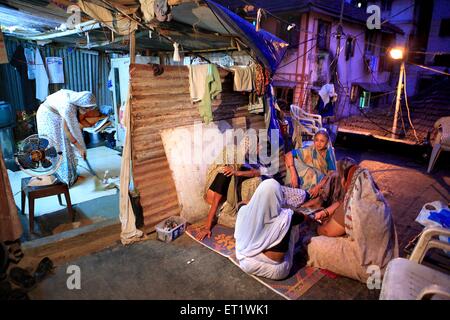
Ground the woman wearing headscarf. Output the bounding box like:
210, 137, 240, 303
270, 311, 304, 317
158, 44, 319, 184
196, 134, 268, 241
234, 179, 307, 280
285, 129, 337, 196
306, 160, 398, 282
36, 89, 97, 186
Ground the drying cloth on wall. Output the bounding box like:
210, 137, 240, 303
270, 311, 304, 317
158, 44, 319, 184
46, 57, 64, 84
34, 48, 49, 102
188, 64, 209, 102
198, 64, 222, 124
24, 47, 36, 79
231, 65, 253, 92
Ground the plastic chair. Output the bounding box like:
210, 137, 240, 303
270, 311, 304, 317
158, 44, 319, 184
290, 104, 322, 139
427, 116, 450, 173
379, 226, 450, 300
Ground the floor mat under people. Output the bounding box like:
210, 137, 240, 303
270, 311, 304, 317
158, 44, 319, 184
186, 222, 337, 300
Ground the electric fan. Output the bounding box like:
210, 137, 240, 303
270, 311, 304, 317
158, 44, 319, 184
15, 134, 63, 187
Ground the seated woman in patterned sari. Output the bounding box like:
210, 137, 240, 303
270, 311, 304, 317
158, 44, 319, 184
284, 129, 337, 197
306, 159, 398, 282
196, 134, 270, 241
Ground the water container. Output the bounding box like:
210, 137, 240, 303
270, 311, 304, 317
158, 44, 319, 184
0, 101, 13, 127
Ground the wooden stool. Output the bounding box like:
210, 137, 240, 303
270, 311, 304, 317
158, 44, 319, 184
21, 177, 74, 233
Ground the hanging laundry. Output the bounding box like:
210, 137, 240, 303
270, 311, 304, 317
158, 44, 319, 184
46, 57, 64, 84
34, 48, 49, 102
139, 0, 156, 23
248, 92, 264, 114
317, 83, 337, 118
10, 45, 37, 110
231, 65, 253, 92
107, 68, 114, 91
253, 63, 270, 96
198, 64, 222, 124
188, 64, 209, 102
173, 42, 181, 62
155, 0, 172, 22
24, 47, 36, 79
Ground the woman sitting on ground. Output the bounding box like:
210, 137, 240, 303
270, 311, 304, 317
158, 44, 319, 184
235, 179, 310, 280
306, 159, 398, 282
285, 129, 337, 198
196, 134, 270, 241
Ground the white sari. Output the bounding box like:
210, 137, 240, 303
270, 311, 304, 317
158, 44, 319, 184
235, 179, 299, 280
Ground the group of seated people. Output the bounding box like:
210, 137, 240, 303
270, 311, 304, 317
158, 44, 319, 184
197, 121, 398, 283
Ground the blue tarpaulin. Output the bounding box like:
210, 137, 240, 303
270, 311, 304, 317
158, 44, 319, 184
205, 0, 288, 74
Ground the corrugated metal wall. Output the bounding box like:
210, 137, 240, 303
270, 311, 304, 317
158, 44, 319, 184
130, 64, 266, 229
0, 37, 112, 113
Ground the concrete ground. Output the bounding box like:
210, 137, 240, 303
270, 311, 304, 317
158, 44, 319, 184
19, 134, 450, 300
19, 193, 119, 242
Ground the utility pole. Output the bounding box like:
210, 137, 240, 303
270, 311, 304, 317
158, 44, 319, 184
391, 61, 405, 138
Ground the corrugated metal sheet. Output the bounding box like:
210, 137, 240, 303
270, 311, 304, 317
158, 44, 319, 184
130, 64, 266, 230
0, 37, 112, 113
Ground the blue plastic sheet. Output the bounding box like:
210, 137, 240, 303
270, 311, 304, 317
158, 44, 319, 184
205, 0, 288, 74
429, 208, 450, 229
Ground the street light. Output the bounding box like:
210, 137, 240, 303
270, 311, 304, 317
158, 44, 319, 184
389, 47, 404, 60
389, 47, 406, 139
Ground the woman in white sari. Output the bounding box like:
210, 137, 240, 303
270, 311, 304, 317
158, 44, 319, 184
235, 179, 307, 280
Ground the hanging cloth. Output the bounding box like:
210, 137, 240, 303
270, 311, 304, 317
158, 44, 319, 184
231, 66, 253, 92
139, 0, 156, 23
188, 64, 209, 102
198, 64, 222, 124
10, 45, 37, 109
24, 47, 36, 80
34, 47, 49, 102
119, 84, 144, 245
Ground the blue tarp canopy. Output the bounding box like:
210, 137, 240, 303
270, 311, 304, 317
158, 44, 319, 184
204, 0, 288, 74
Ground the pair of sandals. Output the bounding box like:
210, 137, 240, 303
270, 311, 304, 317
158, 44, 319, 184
4, 240, 24, 265
8, 257, 54, 291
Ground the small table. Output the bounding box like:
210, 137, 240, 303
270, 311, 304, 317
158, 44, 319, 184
21, 176, 74, 233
